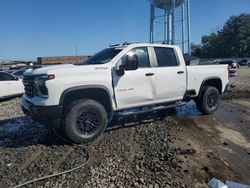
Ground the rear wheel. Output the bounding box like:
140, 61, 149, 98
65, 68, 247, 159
195, 86, 220, 115
63, 99, 107, 143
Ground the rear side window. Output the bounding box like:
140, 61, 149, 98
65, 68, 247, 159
154, 47, 178, 67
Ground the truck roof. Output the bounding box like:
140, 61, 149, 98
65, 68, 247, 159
111, 42, 176, 50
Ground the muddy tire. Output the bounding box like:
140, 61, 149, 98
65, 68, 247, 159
63, 99, 107, 144
195, 100, 205, 114
196, 86, 221, 115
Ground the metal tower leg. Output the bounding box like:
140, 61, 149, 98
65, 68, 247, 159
181, 2, 185, 53
167, 10, 171, 44
171, 0, 175, 45
150, 2, 155, 43
164, 9, 167, 43
187, 0, 191, 54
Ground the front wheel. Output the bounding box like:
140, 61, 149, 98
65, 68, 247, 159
63, 99, 107, 144
195, 86, 221, 115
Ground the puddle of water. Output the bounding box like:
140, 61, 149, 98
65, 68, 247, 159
176, 100, 250, 149
0, 117, 46, 147
231, 99, 250, 110
0, 117, 33, 133
216, 123, 250, 149
176, 101, 201, 117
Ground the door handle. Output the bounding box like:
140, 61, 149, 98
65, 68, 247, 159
177, 71, 184, 74
145, 73, 154, 76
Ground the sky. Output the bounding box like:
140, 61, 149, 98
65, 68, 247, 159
0, 0, 249, 61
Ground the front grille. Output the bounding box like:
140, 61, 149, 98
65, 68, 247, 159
23, 76, 36, 97
230, 65, 236, 68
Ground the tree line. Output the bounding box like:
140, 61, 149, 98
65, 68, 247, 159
192, 14, 250, 58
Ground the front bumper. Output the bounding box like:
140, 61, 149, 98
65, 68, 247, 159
21, 97, 62, 124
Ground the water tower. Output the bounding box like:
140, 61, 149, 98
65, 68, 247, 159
149, 0, 191, 54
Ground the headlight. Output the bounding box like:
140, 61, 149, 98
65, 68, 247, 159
34, 74, 55, 98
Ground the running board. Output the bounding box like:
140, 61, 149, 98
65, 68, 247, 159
117, 102, 186, 116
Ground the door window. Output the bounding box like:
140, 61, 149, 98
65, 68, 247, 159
123, 47, 150, 68
0, 73, 15, 81
154, 47, 178, 67
0, 74, 4, 81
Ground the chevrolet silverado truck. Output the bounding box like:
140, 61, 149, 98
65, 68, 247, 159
21, 43, 229, 143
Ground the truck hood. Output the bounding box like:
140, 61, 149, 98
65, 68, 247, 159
25, 64, 75, 75
24, 64, 111, 76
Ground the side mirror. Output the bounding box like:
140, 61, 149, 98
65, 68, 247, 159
123, 54, 139, 71
115, 54, 139, 76
13, 76, 19, 81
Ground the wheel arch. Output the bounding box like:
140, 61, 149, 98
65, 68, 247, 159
59, 85, 113, 116
199, 77, 223, 95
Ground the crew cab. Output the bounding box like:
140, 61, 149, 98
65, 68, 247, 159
21, 43, 229, 143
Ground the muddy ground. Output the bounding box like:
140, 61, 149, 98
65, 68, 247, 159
0, 67, 249, 188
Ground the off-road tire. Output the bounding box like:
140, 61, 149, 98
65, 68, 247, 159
195, 86, 220, 115
63, 99, 107, 143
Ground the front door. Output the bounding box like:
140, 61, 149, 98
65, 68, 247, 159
113, 47, 156, 110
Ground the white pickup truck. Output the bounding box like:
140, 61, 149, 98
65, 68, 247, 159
0, 72, 24, 100
21, 43, 229, 143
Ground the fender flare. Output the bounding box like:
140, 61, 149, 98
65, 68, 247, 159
59, 85, 114, 111
199, 76, 223, 96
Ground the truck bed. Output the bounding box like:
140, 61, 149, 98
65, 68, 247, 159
186, 65, 229, 95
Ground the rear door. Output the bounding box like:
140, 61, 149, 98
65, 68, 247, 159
153, 47, 186, 102
0, 73, 23, 97
113, 47, 156, 109
0, 73, 10, 98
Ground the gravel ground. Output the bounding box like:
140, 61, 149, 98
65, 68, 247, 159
0, 99, 189, 188
223, 67, 250, 100
0, 66, 249, 188
0, 97, 24, 121
83, 116, 189, 188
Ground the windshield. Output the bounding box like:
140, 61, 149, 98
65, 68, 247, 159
219, 61, 233, 66
78, 48, 122, 65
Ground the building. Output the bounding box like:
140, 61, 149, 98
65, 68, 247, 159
37, 56, 89, 65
